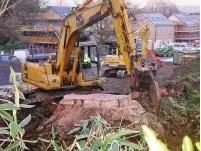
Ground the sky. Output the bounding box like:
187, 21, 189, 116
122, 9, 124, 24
48, 0, 200, 7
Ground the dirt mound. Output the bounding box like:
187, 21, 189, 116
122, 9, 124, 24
42, 94, 163, 138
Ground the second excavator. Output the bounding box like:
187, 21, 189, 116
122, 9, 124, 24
21, 0, 161, 114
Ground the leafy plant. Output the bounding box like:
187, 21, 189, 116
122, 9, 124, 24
40, 115, 144, 151
142, 125, 200, 151
0, 67, 36, 150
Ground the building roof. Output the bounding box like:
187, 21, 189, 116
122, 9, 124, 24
51, 6, 72, 18
188, 15, 200, 23
173, 14, 197, 26
142, 13, 174, 26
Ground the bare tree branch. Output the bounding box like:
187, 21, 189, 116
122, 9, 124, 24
0, 0, 24, 17
145, 0, 179, 17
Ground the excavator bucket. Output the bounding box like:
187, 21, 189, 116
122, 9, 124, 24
147, 71, 161, 115
130, 67, 161, 115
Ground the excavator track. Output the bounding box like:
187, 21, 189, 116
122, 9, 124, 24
103, 66, 127, 78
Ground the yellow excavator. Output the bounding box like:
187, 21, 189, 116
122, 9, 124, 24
104, 25, 150, 78
21, 0, 161, 114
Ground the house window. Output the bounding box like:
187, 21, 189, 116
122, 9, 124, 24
156, 30, 159, 34
170, 29, 173, 33
161, 30, 163, 34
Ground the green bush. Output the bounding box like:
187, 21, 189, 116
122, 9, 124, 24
0, 67, 36, 150
0, 42, 26, 50
40, 115, 144, 151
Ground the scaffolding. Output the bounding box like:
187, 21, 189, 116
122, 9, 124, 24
20, 8, 63, 54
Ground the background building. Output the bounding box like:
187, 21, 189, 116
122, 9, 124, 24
132, 13, 174, 49
20, 6, 72, 53
169, 14, 200, 43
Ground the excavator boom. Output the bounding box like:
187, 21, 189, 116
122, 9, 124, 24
21, 0, 161, 114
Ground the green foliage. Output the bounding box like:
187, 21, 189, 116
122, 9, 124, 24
0, 41, 26, 50
142, 125, 169, 151
40, 116, 200, 151
40, 115, 144, 151
142, 125, 200, 151
0, 67, 36, 150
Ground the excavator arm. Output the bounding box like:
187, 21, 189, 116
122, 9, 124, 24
21, 0, 161, 114
55, 0, 135, 79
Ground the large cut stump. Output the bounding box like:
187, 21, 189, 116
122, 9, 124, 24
44, 94, 163, 137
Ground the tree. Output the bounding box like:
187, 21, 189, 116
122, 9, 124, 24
0, 0, 43, 45
145, 0, 179, 17
89, 0, 141, 45
0, 0, 23, 17
90, 17, 115, 45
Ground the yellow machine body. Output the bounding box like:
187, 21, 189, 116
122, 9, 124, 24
21, 0, 135, 90
21, 0, 160, 113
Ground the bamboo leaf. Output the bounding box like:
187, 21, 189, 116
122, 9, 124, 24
52, 125, 56, 140
24, 139, 38, 143
10, 67, 17, 87
77, 135, 89, 140
19, 115, 31, 127
0, 110, 13, 122
102, 134, 115, 150
15, 88, 20, 107
5, 141, 21, 151
78, 140, 87, 149
83, 147, 92, 151
113, 129, 139, 138
182, 136, 194, 151
115, 138, 144, 150
19, 104, 35, 108
82, 120, 89, 128
19, 128, 25, 137
195, 142, 200, 151
19, 90, 25, 100
68, 127, 81, 134
91, 137, 102, 151
52, 140, 63, 151
111, 141, 119, 151
142, 125, 169, 151
0, 103, 19, 110
10, 121, 19, 137
39, 137, 51, 143
0, 130, 9, 135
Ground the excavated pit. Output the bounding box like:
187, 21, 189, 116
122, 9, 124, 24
43, 93, 163, 138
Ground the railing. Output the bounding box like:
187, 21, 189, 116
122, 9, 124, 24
20, 25, 57, 32
175, 26, 200, 32
21, 36, 59, 43
175, 37, 200, 40
175, 30, 200, 33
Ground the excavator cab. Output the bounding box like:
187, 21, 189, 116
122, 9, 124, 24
66, 41, 101, 83
78, 41, 100, 81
